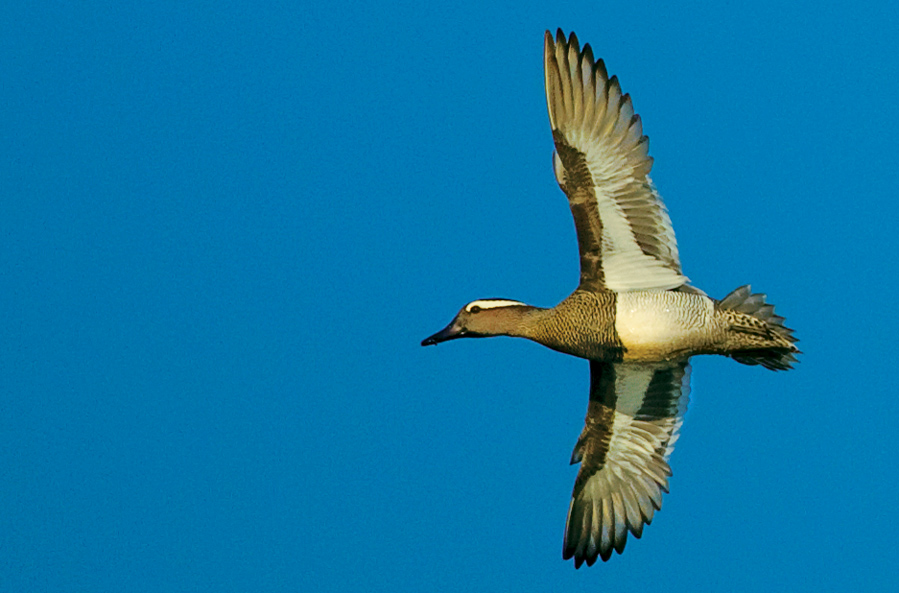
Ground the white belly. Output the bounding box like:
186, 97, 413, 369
615, 291, 715, 360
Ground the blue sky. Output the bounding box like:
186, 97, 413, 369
3, 1, 898, 591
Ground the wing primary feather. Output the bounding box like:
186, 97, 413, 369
620, 483, 642, 535
611, 491, 628, 553
600, 497, 613, 562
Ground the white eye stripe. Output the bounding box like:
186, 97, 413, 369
465, 299, 526, 312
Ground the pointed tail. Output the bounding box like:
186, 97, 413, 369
718, 285, 800, 371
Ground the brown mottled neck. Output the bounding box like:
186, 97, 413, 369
527, 290, 624, 361
479, 303, 551, 339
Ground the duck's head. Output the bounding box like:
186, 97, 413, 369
421, 299, 530, 346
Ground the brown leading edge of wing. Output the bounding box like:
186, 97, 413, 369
544, 30, 688, 292
563, 360, 691, 566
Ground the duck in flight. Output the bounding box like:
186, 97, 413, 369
421, 30, 799, 566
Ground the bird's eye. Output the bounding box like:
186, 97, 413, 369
469, 305, 482, 314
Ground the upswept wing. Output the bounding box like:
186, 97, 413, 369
563, 360, 691, 566
544, 30, 687, 292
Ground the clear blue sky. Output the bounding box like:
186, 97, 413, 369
3, 1, 897, 591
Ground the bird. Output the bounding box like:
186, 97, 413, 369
421, 29, 799, 567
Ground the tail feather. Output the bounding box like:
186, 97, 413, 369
718, 285, 799, 371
